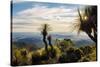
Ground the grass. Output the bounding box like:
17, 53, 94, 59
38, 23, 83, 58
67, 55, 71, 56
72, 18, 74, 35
11, 39, 97, 66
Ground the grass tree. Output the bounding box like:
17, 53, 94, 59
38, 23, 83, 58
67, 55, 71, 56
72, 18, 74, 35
40, 24, 51, 54
77, 6, 97, 43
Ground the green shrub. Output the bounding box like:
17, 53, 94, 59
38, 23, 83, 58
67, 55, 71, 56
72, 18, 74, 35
80, 46, 93, 55
58, 47, 83, 63
32, 51, 41, 65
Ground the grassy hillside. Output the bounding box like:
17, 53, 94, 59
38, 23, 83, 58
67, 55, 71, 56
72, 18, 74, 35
11, 39, 97, 66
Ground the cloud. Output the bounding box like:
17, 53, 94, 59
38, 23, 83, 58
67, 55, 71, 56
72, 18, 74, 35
12, 0, 25, 3
17, 5, 78, 17
16, 5, 79, 22
12, 3, 80, 32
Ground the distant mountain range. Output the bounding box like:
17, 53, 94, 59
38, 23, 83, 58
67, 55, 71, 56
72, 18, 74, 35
12, 32, 95, 48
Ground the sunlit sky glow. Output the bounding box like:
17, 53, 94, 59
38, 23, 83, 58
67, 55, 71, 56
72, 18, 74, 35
12, 1, 86, 33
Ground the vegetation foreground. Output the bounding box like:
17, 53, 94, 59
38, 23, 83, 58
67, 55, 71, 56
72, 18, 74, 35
11, 39, 96, 66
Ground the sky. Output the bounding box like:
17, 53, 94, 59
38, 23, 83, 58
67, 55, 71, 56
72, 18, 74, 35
12, 0, 86, 33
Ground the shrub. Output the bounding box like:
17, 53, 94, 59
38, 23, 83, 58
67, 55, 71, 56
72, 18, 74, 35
58, 53, 67, 63
58, 47, 83, 63
80, 46, 93, 55
32, 51, 41, 65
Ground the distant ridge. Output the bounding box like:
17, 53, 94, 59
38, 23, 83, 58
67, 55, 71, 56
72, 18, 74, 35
12, 32, 94, 48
